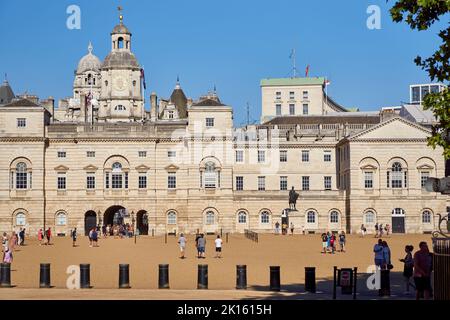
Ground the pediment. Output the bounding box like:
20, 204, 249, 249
417, 164, 434, 170
135, 164, 150, 172
83, 165, 98, 171
165, 164, 179, 172
360, 164, 378, 170
54, 165, 69, 172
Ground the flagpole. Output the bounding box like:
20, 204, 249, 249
142, 66, 145, 122
324, 76, 328, 115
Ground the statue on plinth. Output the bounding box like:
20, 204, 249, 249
289, 186, 299, 211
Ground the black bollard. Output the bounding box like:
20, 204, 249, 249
119, 264, 131, 289
236, 265, 247, 290
152, 229, 154, 237
197, 264, 208, 289
379, 269, 390, 297
305, 267, 316, 293
0, 263, 12, 288
79, 264, 91, 289
226, 233, 229, 243
39, 263, 51, 288
165, 233, 167, 244
159, 264, 170, 289
269, 266, 281, 291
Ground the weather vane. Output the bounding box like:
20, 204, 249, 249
118, 5, 123, 23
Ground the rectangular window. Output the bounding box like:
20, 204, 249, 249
280, 150, 288, 162
57, 174, 66, 190
289, 104, 295, 115
302, 150, 310, 162
138, 151, 147, 158
87, 151, 96, 158
324, 151, 332, 162
206, 118, 215, 127
280, 176, 288, 191
125, 172, 128, 189
421, 171, 430, 188
236, 176, 244, 191
105, 173, 110, 189
276, 91, 281, 100
139, 175, 147, 189
386, 171, 390, 188
86, 173, 95, 190
168, 111, 174, 119
364, 171, 373, 189
168, 173, 177, 189
258, 150, 266, 163
324, 176, 332, 190
392, 172, 403, 188
276, 104, 282, 116
302, 176, 310, 191
303, 91, 308, 99
235, 150, 244, 163
258, 176, 266, 191
289, 91, 295, 100
16, 172, 27, 189
112, 174, 122, 189
57, 151, 66, 158
17, 118, 26, 128
411, 86, 420, 103
303, 104, 309, 115
168, 151, 176, 159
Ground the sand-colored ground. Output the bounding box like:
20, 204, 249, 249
2, 233, 433, 299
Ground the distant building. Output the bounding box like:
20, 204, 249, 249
0, 79, 15, 106
410, 83, 446, 104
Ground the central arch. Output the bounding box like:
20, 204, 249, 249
103, 205, 126, 227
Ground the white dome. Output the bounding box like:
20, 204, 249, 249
77, 42, 101, 74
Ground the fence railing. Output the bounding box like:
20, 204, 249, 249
244, 229, 259, 243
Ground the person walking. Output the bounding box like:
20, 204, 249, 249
92, 228, 99, 247
379, 224, 384, 238
330, 233, 336, 254
385, 224, 390, 236
373, 239, 384, 269
399, 245, 414, 295
290, 223, 295, 235
374, 223, 379, 238
214, 235, 223, 258
178, 233, 187, 259
197, 234, 206, 259
2, 233, 8, 252
38, 229, 43, 246
339, 231, 346, 252
71, 228, 77, 247
88, 228, 94, 247
45, 228, 52, 245
382, 241, 392, 270
20, 228, 25, 246
360, 224, 366, 237
321, 233, 327, 254
275, 221, 280, 235
413, 241, 432, 300
3, 248, 12, 264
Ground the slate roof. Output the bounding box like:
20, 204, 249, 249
0, 80, 15, 105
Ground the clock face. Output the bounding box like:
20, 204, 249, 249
114, 76, 127, 91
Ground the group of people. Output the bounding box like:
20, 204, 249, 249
274, 222, 304, 235
321, 231, 346, 254
374, 223, 390, 238
37, 228, 52, 245
102, 224, 134, 238
177, 233, 224, 259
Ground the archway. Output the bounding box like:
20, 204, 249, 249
84, 211, 97, 236
103, 205, 126, 227
137, 210, 149, 235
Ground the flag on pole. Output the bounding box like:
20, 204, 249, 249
140, 68, 147, 90
324, 79, 331, 86
305, 65, 310, 77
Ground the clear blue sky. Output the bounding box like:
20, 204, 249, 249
0, 0, 446, 125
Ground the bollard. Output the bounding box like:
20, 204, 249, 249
152, 229, 154, 237
165, 233, 167, 244
159, 264, 170, 289
379, 269, 390, 297
236, 265, 247, 290
226, 233, 229, 243
269, 266, 281, 291
80, 264, 91, 289
332, 266, 337, 300
119, 264, 131, 289
305, 267, 316, 293
0, 263, 12, 288
39, 263, 51, 288
197, 264, 208, 289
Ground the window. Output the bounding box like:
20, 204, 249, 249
111, 162, 123, 189
386, 171, 390, 188
138, 151, 147, 158
17, 118, 26, 128
114, 105, 126, 111
57, 151, 67, 158
276, 104, 282, 116
139, 174, 147, 189
57, 173, 66, 190
422, 210, 432, 224
168, 111, 174, 119
289, 91, 295, 100
238, 211, 247, 224
206, 118, 215, 127
275, 92, 281, 100
301, 150, 310, 162
391, 162, 403, 188
324, 176, 332, 190
364, 172, 374, 189
235, 150, 244, 163
330, 211, 339, 223
303, 104, 309, 115
392, 208, 405, 216
280, 150, 287, 162
167, 211, 177, 225
258, 150, 266, 163
324, 151, 332, 162
421, 171, 430, 188
260, 211, 270, 224
365, 211, 375, 224
87, 151, 96, 158
86, 173, 95, 190
204, 162, 217, 188
236, 176, 244, 191
307, 211, 316, 224
205, 211, 215, 225
168, 151, 176, 159
105, 172, 110, 189
15, 162, 28, 189
430, 85, 440, 94
168, 173, 177, 189
411, 86, 420, 103
15, 213, 26, 226
258, 176, 266, 191
302, 176, 310, 191
56, 212, 67, 226
289, 104, 295, 115
303, 91, 308, 99
280, 176, 288, 191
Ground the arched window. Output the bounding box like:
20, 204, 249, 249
56, 212, 67, 226
330, 211, 339, 223
391, 162, 403, 188
307, 211, 316, 224
118, 37, 124, 49
260, 211, 270, 224
167, 211, 177, 225
422, 210, 432, 224
364, 211, 375, 224
205, 211, 215, 225
15, 213, 26, 226
15, 162, 28, 189
238, 211, 247, 224
87, 74, 93, 85
204, 162, 217, 188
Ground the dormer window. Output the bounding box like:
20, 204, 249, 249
168, 111, 174, 119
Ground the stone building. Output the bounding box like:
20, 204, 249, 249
0, 13, 447, 236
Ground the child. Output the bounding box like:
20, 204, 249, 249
399, 245, 414, 295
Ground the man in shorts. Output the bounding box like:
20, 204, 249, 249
214, 235, 223, 258
178, 233, 187, 259
197, 234, 206, 259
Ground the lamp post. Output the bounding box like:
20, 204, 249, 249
131, 211, 136, 244
97, 211, 102, 236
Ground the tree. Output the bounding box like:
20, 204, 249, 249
390, 0, 450, 159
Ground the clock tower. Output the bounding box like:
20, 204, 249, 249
98, 8, 144, 122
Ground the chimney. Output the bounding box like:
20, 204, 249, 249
41, 96, 55, 118
150, 92, 157, 120
80, 93, 86, 122
380, 109, 397, 122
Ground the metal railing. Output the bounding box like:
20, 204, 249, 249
244, 229, 259, 243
